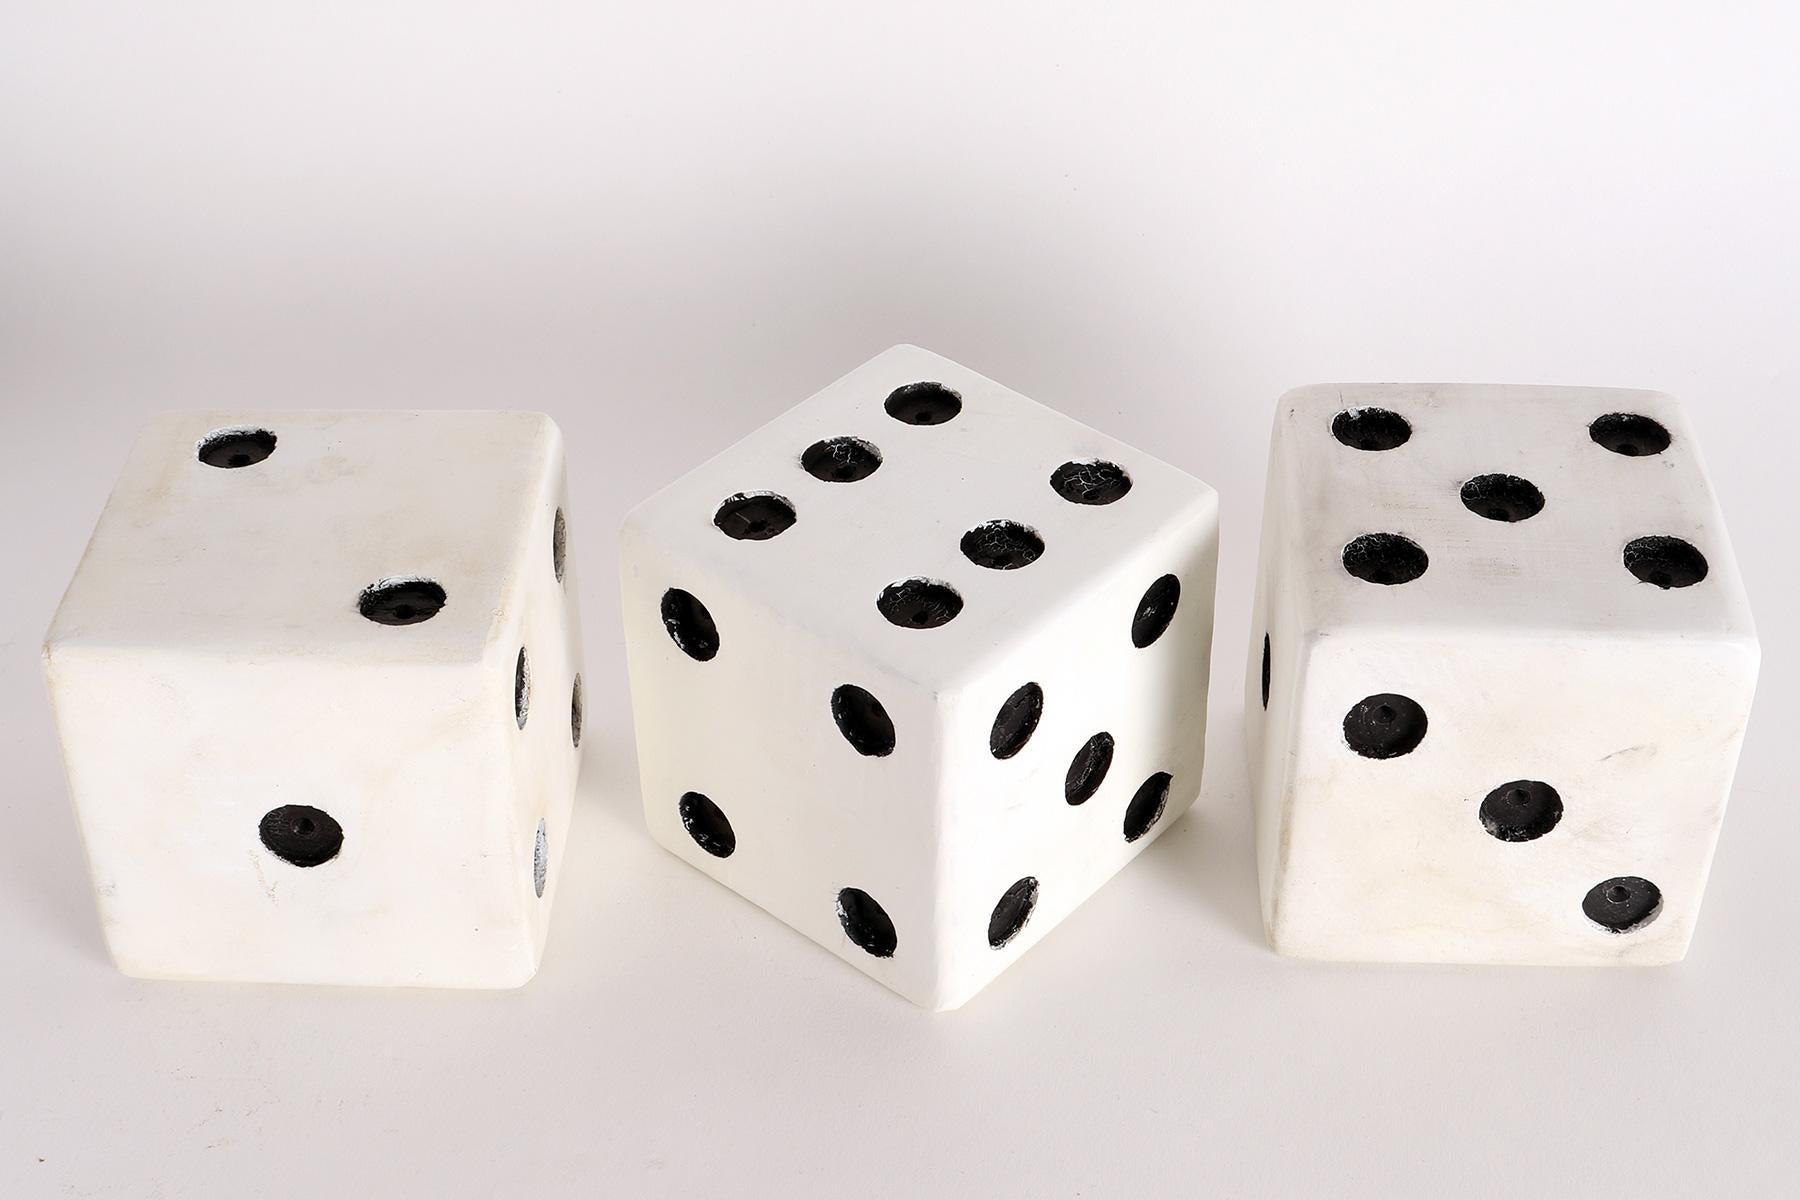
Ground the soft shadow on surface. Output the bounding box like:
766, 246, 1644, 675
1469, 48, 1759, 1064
1136, 703, 1266, 949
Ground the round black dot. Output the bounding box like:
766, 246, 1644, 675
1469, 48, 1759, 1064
1260, 633, 1271, 710
259, 805, 343, 868
513, 647, 531, 729
831, 684, 896, 757
661, 588, 720, 661
533, 818, 548, 898
987, 877, 1039, 949
960, 520, 1045, 571
1123, 772, 1172, 843
552, 508, 568, 583
989, 683, 1044, 760
1064, 732, 1114, 805
359, 578, 447, 626
1050, 459, 1132, 506
198, 427, 277, 468
1331, 408, 1411, 451
1624, 536, 1708, 589
570, 675, 584, 749
1583, 876, 1662, 933
1342, 533, 1429, 586
714, 492, 796, 541
877, 578, 963, 629
1342, 693, 1428, 759
1590, 413, 1671, 457
678, 791, 735, 858
884, 381, 962, 426
1461, 474, 1545, 523
836, 887, 897, 957
1479, 779, 1563, 842
1131, 574, 1181, 648
802, 436, 882, 483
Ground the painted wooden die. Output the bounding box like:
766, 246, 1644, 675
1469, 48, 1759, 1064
1248, 384, 1758, 964
43, 411, 584, 988
621, 346, 1218, 1009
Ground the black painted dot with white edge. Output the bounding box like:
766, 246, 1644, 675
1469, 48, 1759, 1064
837, 887, 897, 957
1590, 413, 1670, 457
987, 878, 1039, 949
714, 492, 796, 541
198, 427, 278, 468
1332, 408, 1411, 451
513, 647, 531, 729
831, 684, 896, 757
1624, 536, 1708, 589
1050, 459, 1132, 505
1461, 474, 1545, 523
259, 805, 343, 867
885, 382, 962, 426
1342, 693, 1427, 759
878, 578, 963, 629
802, 436, 882, 482
1064, 733, 1114, 805
661, 588, 720, 661
1584, 876, 1662, 933
1123, 772, 1172, 843
1131, 574, 1180, 648
359, 578, 447, 626
989, 683, 1044, 759
960, 521, 1044, 570
678, 791, 735, 858
1478, 780, 1562, 842
1342, 533, 1428, 586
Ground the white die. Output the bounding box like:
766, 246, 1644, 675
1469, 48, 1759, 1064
1247, 384, 1758, 964
621, 346, 1218, 1009
43, 411, 584, 988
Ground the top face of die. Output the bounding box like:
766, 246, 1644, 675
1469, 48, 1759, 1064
624, 345, 1216, 690
46, 411, 561, 663
1275, 383, 1756, 644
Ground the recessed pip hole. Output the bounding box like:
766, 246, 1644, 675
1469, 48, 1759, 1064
1131, 574, 1181, 648
802, 436, 882, 482
877, 578, 963, 629
1342, 533, 1429, 585
197, 427, 277, 468
1260, 634, 1271, 710
359, 578, 447, 626
987, 877, 1039, 949
1461, 474, 1545, 522
714, 492, 796, 541
533, 819, 548, 898
831, 684, 896, 757
960, 520, 1045, 570
661, 588, 720, 660
1123, 772, 1172, 843
1342, 693, 1428, 759
259, 805, 343, 867
836, 887, 897, 957
884, 381, 962, 426
1479, 779, 1563, 842
1583, 876, 1663, 933
1049, 459, 1132, 505
1623, 536, 1708, 589
570, 675, 584, 749
678, 791, 735, 858
1590, 413, 1671, 457
513, 647, 531, 729
1331, 408, 1411, 451
989, 683, 1044, 759
552, 508, 568, 583
1064, 732, 1114, 805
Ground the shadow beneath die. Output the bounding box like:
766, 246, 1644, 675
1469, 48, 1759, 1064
1136, 703, 1267, 950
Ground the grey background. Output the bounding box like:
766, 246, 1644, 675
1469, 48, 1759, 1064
3, 4, 1795, 1196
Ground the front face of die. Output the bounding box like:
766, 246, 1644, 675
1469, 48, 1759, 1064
1252, 384, 1758, 964
622, 346, 1217, 1008
44, 411, 583, 987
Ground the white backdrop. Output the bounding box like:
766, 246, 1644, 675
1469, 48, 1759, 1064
3, 4, 1796, 1196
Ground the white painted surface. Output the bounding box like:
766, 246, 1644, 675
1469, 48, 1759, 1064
622, 346, 1217, 1008
42, 411, 585, 987
3, 4, 1797, 1195
1247, 385, 1757, 962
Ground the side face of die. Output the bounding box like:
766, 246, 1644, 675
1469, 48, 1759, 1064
622, 346, 1218, 1009
1248, 384, 1758, 964
43, 411, 585, 988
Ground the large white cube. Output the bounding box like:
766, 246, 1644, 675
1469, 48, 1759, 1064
43, 411, 584, 988
1247, 384, 1758, 964
621, 346, 1218, 1009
